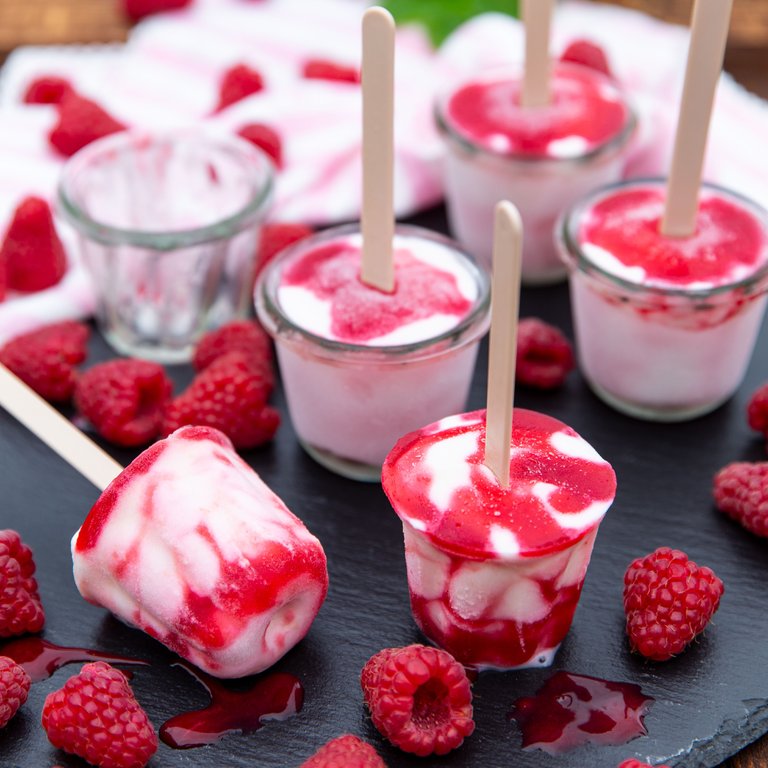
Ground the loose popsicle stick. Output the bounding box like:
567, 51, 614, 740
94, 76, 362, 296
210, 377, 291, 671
484, 201, 523, 489
0, 363, 122, 492
360, 6, 396, 293
521, 0, 555, 109
661, 0, 734, 237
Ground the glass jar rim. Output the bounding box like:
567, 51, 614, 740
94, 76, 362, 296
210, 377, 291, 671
435, 61, 637, 167
557, 176, 768, 300
57, 129, 274, 250
255, 222, 491, 363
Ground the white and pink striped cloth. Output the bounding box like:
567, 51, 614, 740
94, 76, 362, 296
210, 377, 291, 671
1, 0, 767, 344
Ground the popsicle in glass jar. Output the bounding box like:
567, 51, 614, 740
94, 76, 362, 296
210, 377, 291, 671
436, 54, 635, 283
557, 178, 768, 420
255, 225, 490, 480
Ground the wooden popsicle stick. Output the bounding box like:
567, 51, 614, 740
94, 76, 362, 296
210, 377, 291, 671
661, 0, 733, 237
0, 363, 122, 491
521, 0, 555, 108
484, 201, 523, 489
360, 6, 396, 293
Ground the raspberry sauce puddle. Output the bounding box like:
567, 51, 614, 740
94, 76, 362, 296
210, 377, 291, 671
160, 660, 304, 749
508, 671, 653, 755
0, 636, 148, 683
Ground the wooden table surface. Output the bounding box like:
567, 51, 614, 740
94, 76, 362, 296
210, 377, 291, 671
0, 1, 766, 767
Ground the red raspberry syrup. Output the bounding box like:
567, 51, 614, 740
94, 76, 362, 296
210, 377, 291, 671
279, 239, 473, 343
509, 671, 653, 754
578, 186, 767, 286
159, 660, 303, 749
0, 636, 147, 683
444, 63, 629, 158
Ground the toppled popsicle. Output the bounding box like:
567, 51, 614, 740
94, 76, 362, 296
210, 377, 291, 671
72, 425, 328, 678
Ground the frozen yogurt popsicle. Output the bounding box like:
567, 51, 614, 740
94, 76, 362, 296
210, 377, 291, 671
72, 425, 328, 678
557, 179, 768, 420
436, 62, 635, 283
255, 224, 490, 481
382, 408, 616, 670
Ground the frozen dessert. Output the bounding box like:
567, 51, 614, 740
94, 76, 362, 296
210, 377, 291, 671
557, 178, 768, 420
71, 425, 328, 678
382, 408, 616, 669
436, 62, 635, 284
255, 224, 490, 481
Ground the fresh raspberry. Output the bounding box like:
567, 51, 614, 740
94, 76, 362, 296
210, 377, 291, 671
360, 644, 474, 757
22, 75, 75, 105
49, 93, 127, 158
516, 317, 574, 389
0, 530, 45, 638
42, 661, 157, 768
302, 59, 360, 84
237, 123, 283, 168
617, 761, 671, 768
1, 196, 67, 293
746, 383, 768, 434
193, 320, 273, 383
215, 63, 265, 112
0, 656, 31, 728
0, 321, 89, 402
255, 222, 314, 278
162, 352, 279, 449
301, 734, 387, 768
75, 360, 172, 447
122, 0, 192, 22
713, 462, 768, 538
623, 548, 724, 661
560, 39, 613, 78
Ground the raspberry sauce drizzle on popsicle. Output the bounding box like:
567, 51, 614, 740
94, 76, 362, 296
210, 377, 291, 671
279, 240, 473, 343
579, 186, 767, 287
160, 660, 303, 749
445, 64, 629, 158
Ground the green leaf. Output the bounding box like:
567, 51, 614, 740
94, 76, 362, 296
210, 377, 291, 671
382, 0, 519, 46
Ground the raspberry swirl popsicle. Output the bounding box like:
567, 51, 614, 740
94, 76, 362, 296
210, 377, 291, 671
558, 179, 768, 420
382, 408, 616, 670
72, 425, 328, 678
255, 224, 490, 481
436, 62, 635, 284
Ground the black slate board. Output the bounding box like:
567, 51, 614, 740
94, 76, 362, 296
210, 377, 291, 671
1, 206, 768, 768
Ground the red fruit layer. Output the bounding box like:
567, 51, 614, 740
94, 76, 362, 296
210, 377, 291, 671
409, 576, 583, 670
383, 409, 616, 559
444, 63, 629, 158
280, 239, 472, 343
122, 0, 192, 22
579, 186, 767, 286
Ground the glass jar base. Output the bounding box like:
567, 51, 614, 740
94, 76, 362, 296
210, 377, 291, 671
299, 440, 382, 483
102, 329, 195, 365
586, 377, 732, 423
